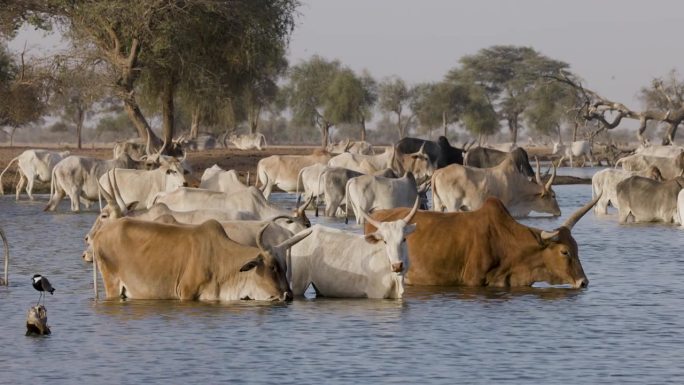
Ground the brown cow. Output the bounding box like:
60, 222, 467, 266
365, 196, 599, 287
89, 173, 311, 301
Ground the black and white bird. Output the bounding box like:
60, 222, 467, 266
32, 274, 55, 305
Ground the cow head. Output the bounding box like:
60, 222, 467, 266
552, 142, 565, 155
360, 197, 419, 274
292, 195, 313, 228
530, 195, 599, 288
393, 143, 435, 185
82, 171, 132, 262
157, 156, 190, 190
244, 224, 313, 301
521, 157, 561, 216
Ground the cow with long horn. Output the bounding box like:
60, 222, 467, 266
431, 153, 561, 217
365, 195, 600, 288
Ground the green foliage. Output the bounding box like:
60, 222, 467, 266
450, 45, 571, 141
524, 81, 579, 136
286, 55, 341, 128
94, 112, 136, 139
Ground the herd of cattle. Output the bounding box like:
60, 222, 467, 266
1, 135, 683, 302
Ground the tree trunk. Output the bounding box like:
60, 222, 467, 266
249, 104, 261, 134
190, 105, 200, 139
122, 99, 158, 146
9, 126, 16, 147
442, 111, 448, 137
321, 123, 331, 148
160, 78, 175, 148
76, 104, 85, 149
508, 115, 519, 144
396, 113, 404, 140
360, 115, 367, 141
572, 121, 579, 142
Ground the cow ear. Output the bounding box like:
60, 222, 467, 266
403, 223, 417, 235
126, 201, 138, 211
364, 233, 382, 244
239, 255, 264, 272
540, 230, 560, 243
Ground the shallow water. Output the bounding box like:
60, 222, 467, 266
1, 178, 683, 384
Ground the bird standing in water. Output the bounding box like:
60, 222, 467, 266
32, 274, 55, 305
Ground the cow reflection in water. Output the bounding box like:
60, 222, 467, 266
366, 196, 599, 288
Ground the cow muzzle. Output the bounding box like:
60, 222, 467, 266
283, 291, 293, 302
391, 262, 404, 273
574, 278, 589, 289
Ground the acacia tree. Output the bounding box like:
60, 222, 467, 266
412, 81, 469, 138
524, 80, 582, 143
48, 57, 112, 148
3, 0, 298, 150
324, 68, 377, 141
454, 45, 570, 144
378, 76, 415, 139
285, 55, 341, 147
0, 43, 47, 145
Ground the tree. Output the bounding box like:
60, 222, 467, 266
412, 81, 469, 138
378, 76, 416, 139
48, 57, 112, 148
524, 80, 581, 142
3, 0, 298, 150
0, 43, 47, 145
454, 45, 570, 144
324, 68, 377, 141
552, 69, 684, 145
285, 55, 341, 147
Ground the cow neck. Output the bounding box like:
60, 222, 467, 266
481, 201, 546, 286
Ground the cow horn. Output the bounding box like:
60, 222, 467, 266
296, 194, 314, 216
256, 223, 270, 253
534, 156, 543, 186
358, 207, 382, 228
97, 176, 116, 208
544, 156, 563, 191
145, 132, 152, 157
402, 196, 421, 223
109, 168, 128, 213
276, 228, 313, 251
562, 193, 602, 230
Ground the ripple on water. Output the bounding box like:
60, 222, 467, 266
1, 184, 684, 384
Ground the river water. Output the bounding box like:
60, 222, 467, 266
1, 171, 683, 384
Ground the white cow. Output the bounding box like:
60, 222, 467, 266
199, 165, 250, 194
616, 176, 684, 224
431, 155, 561, 217
45, 153, 138, 212
151, 186, 312, 228
319, 167, 397, 217
295, 163, 328, 214
327, 139, 375, 155
553, 141, 594, 167
288, 199, 419, 299
345, 172, 419, 224
0, 149, 70, 200
256, 151, 332, 198
228, 133, 267, 150
97, 160, 188, 210
635, 144, 684, 158
592, 166, 664, 214
615, 153, 684, 179
327, 147, 394, 174
84, 182, 304, 263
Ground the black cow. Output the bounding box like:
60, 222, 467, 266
395, 136, 464, 169
464, 147, 535, 178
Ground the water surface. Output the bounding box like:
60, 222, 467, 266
1, 179, 683, 384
